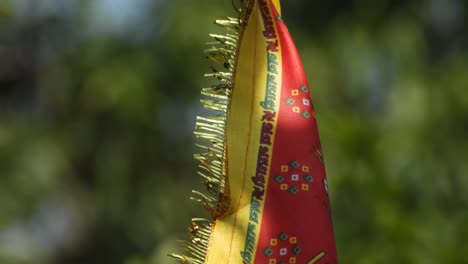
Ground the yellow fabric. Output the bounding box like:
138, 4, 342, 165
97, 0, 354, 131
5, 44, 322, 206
271, 0, 281, 14
205, 1, 283, 263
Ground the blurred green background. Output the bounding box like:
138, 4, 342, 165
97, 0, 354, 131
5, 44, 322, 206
0, 0, 467, 263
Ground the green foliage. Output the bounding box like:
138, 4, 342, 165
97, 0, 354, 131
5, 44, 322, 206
0, 0, 466, 263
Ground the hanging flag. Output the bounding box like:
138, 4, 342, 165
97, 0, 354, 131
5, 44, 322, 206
171, 0, 338, 263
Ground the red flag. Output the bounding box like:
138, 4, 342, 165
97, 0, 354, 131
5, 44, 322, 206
171, 1, 338, 263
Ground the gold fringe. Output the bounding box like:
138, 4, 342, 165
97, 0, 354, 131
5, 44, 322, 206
170, 1, 254, 263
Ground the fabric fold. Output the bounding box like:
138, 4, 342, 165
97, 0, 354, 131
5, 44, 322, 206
171, 1, 338, 263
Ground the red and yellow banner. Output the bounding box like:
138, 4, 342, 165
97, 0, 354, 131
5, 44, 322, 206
204, 0, 338, 263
